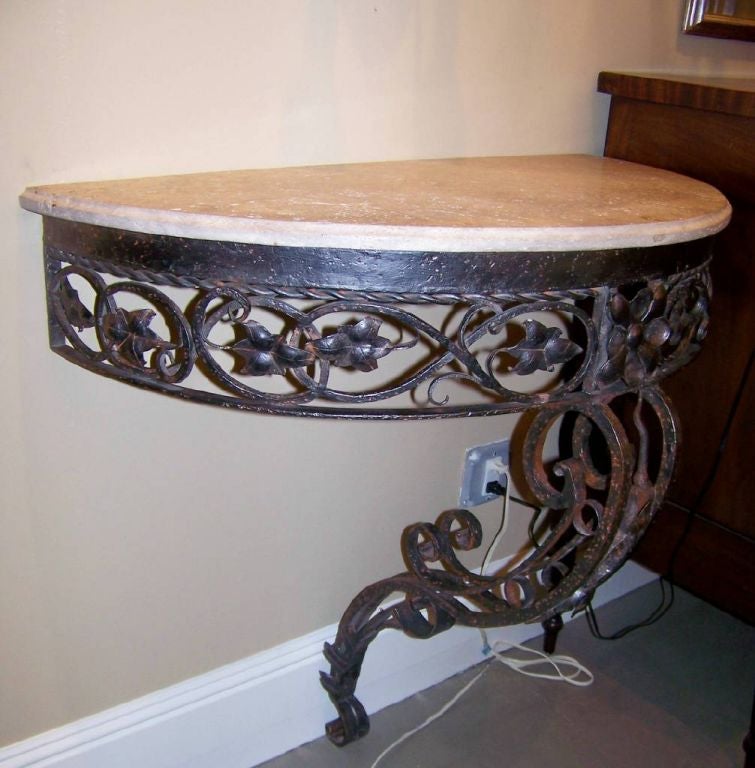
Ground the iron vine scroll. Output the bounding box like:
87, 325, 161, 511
320, 386, 678, 745
45, 248, 710, 418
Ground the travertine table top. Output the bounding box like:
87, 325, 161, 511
20, 155, 731, 252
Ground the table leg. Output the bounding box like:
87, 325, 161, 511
321, 387, 677, 745
542, 614, 564, 655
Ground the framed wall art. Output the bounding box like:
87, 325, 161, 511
683, 0, 755, 41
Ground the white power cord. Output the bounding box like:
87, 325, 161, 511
369, 474, 594, 768
368, 666, 489, 768
480, 630, 594, 686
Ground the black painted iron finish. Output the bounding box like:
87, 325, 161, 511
323, 387, 679, 745
37, 215, 714, 747
42, 216, 713, 419
44, 217, 711, 296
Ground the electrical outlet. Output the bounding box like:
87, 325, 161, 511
459, 439, 509, 507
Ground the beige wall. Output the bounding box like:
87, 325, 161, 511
2, 0, 754, 747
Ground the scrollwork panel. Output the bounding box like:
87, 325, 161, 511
319, 386, 678, 744
47, 253, 651, 416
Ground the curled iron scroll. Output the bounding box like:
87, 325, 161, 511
320, 386, 677, 745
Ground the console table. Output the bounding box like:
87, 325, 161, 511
20, 155, 730, 746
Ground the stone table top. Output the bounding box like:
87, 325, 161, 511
20, 155, 730, 253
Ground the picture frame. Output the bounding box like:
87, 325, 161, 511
682, 0, 755, 41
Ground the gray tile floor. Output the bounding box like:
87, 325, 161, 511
261, 583, 754, 768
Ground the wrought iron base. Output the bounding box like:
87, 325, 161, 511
320, 386, 678, 745
37, 217, 710, 747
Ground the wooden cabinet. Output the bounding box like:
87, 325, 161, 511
598, 72, 755, 622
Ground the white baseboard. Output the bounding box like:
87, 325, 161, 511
0, 562, 656, 768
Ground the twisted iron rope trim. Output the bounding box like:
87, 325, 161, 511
46, 247, 602, 304
48, 247, 711, 306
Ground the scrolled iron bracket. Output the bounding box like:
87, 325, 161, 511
320, 385, 679, 745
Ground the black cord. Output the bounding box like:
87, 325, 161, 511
511, 495, 541, 512
480, 480, 508, 570
663, 347, 753, 582
481, 348, 749, 641
525, 503, 548, 549
500, 493, 549, 549
499, 491, 677, 638
586, 348, 754, 641
586, 580, 675, 640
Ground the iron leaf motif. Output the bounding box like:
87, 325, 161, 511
598, 283, 673, 386
103, 307, 175, 368
232, 320, 314, 376
505, 319, 582, 375
60, 279, 94, 331
309, 318, 391, 372
666, 282, 709, 347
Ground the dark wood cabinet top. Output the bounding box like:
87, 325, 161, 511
600, 69, 755, 623
598, 71, 755, 118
